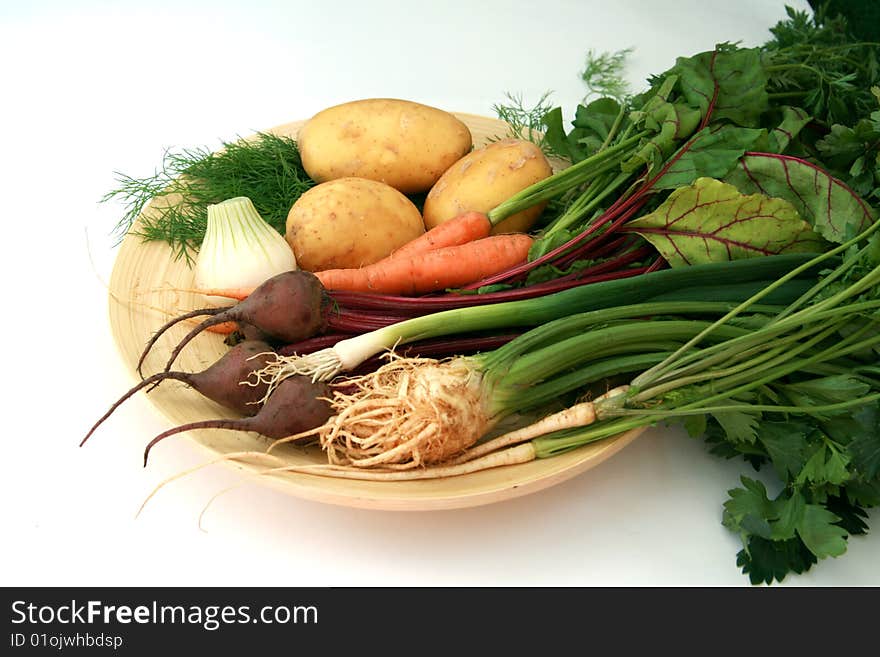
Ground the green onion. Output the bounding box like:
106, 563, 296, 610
258, 254, 820, 386
258, 257, 823, 470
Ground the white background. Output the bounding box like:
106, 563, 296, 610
2, 0, 878, 587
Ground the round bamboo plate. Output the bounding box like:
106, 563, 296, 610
107, 111, 644, 511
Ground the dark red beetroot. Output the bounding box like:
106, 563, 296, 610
142, 375, 333, 465
137, 270, 329, 377
82, 340, 277, 447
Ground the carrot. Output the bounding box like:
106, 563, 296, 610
183, 287, 252, 302
206, 321, 238, 335
315, 233, 534, 295
389, 211, 492, 259
188, 212, 493, 302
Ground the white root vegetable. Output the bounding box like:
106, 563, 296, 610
448, 385, 630, 465
258, 443, 539, 481
135, 366, 635, 524
272, 356, 495, 468
268, 349, 631, 474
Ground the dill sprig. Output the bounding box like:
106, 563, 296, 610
491, 90, 556, 155
491, 48, 634, 153
581, 48, 633, 103
102, 132, 315, 263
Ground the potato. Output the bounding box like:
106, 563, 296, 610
297, 98, 473, 194
285, 177, 425, 272
422, 139, 554, 234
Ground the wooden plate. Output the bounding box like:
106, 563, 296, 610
107, 112, 644, 511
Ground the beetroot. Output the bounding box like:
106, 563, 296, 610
82, 340, 276, 447
137, 270, 329, 377
142, 375, 333, 465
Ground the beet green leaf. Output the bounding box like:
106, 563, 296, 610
723, 152, 874, 243
672, 46, 769, 127
626, 177, 824, 267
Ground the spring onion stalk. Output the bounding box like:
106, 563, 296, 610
257, 254, 819, 388
485, 132, 648, 226
194, 196, 297, 306
275, 312, 769, 470
629, 216, 880, 391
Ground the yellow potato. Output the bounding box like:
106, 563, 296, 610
422, 138, 553, 234
285, 177, 425, 272
297, 98, 473, 194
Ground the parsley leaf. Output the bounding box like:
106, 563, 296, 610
797, 504, 849, 559
736, 535, 817, 585
722, 477, 776, 541
756, 421, 810, 481
825, 492, 870, 536
842, 403, 880, 478
795, 443, 852, 489
711, 409, 761, 445
780, 375, 872, 412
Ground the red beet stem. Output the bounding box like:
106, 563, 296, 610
554, 234, 633, 268
552, 210, 648, 269
326, 265, 652, 319
325, 308, 412, 333
470, 194, 653, 288
467, 212, 620, 288
397, 333, 519, 358
645, 257, 667, 273
546, 248, 656, 286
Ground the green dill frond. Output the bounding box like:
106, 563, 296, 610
582, 48, 634, 103
101, 132, 314, 263
491, 90, 555, 154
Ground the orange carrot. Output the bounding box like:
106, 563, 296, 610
184, 287, 252, 302
316, 233, 534, 295
389, 211, 492, 259
191, 212, 493, 301
206, 321, 238, 335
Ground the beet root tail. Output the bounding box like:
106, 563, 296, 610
137, 307, 225, 377
143, 418, 246, 466
81, 371, 190, 447
160, 313, 235, 376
